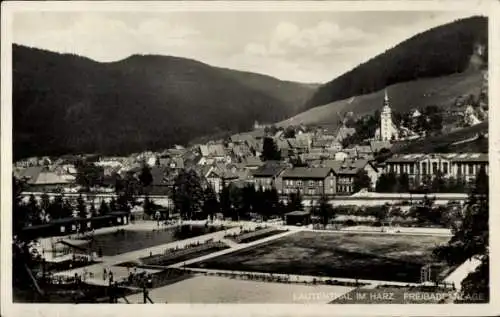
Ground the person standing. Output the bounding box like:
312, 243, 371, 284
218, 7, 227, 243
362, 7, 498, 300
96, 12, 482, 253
103, 268, 107, 281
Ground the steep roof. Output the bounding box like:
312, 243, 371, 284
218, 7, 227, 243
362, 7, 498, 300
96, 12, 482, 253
34, 171, 72, 185
335, 126, 356, 141
230, 133, 254, 143
242, 156, 263, 167
324, 159, 373, 175
281, 167, 333, 179
252, 163, 286, 177
18, 166, 44, 183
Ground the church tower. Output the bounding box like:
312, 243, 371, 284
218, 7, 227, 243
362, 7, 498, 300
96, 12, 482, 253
380, 90, 395, 141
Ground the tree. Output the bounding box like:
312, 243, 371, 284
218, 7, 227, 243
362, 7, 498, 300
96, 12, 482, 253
77, 194, 87, 219
283, 127, 296, 138
353, 170, 372, 192
318, 195, 335, 228
261, 137, 281, 161
12, 177, 42, 298
99, 200, 110, 216
109, 197, 117, 212
229, 185, 244, 221
143, 195, 155, 217
375, 172, 397, 192
267, 187, 281, 217
40, 193, 51, 214
139, 164, 153, 190
447, 177, 466, 193
116, 173, 140, 213
287, 190, 303, 212
75, 160, 104, 191
173, 169, 204, 219
434, 171, 447, 193
27, 194, 42, 225
371, 204, 389, 226
433, 165, 489, 302
219, 181, 232, 218
202, 186, 220, 221
90, 203, 98, 218
47, 195, 64, 220
241, 184, 257, 216
260, 187, 280, 220
13, 177, 30, 236
397, 173, 410, 193
62, 198, 74, 218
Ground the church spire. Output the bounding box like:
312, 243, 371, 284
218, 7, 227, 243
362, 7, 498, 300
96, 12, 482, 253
384, 89, 390, 107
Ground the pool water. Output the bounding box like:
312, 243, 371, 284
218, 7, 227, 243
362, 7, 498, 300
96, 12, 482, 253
76, 225, 225, 256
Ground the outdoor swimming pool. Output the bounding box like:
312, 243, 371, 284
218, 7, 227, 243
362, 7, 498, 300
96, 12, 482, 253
74, 225, 227, 256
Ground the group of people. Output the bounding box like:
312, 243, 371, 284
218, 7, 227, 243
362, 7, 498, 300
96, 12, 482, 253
124, 267, 153, 288
103, 267, 114, 284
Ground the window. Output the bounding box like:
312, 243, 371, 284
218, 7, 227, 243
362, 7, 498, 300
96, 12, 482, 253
468, 164, 474, 175
297, 180, 303, 186
457, 164, 462, 175
409, 164, 415, 174
330, 179, 334, 187
422, 162, 427, 175
443, 162, 448, 174
319, 180, 323, 187
308, 189, 315, 196
309, 180, 315, 187
432, 162, 438, 174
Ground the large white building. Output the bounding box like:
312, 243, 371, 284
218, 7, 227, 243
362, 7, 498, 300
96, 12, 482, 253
384, 153, 488, 184
375, 91, 399, 141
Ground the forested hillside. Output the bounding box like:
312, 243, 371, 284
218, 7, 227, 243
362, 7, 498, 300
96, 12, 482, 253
13, 45, 316, 159
305, 16, 487, 110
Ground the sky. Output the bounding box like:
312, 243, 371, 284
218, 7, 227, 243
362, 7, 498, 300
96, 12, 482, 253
13, 11, 479, 83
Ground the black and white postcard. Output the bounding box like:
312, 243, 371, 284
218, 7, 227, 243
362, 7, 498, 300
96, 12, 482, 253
1, 1, 499, 316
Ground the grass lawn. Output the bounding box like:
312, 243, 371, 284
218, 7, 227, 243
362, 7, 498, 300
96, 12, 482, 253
189, 231, 450, 283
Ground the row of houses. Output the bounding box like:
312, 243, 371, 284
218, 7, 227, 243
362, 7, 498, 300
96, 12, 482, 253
251, 159, 378, 196
249, 152, 488, 198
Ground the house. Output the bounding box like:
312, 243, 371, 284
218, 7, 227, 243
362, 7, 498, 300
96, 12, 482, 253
230, 133, 254, 145
331, 159, 379, 193
18, 166, 75, 191
276, 139, 292, 158
334, 126, 356, 143
281, 167, 336, 197
251, 162, 287, 192
287, 138, 308, 155
312, 138, 331, 149
231, 144, 253, 160
246, 138, 264, 157
157, 156, 184, 169
205, 165, 239, 194
384, 153, 488, 185
241, 156, 264, 170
